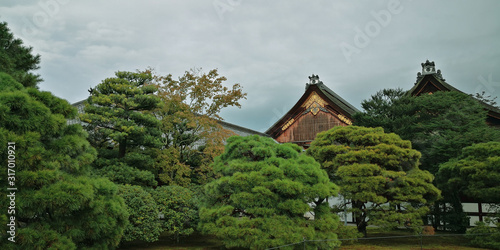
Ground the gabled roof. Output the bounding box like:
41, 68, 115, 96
218, 120, 270, 137
265, 76, 359, 138
408, 73, 460, 96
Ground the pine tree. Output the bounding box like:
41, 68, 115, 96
81, 70, 164, 242
199, 135, 340, 249
0, 21, 41, 88
0, 72, 128, 249
82, 70, 162, 187
307, 126, 441, 237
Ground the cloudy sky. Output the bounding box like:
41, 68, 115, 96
1, 0, 499, 132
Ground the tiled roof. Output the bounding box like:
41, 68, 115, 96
315, 82, 359, 116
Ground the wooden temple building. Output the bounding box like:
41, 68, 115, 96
265, 75, 359, 148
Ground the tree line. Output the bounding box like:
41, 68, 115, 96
1, 20, 499, 249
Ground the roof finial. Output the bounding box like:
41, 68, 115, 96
306, 74, 324, 91
308, 74, 321, 85
421, 60, 436, 75
416, 60, 445, 84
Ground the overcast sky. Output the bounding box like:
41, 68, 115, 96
2, 0, 499, 132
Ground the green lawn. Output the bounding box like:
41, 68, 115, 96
118, 232, 226, 250
118, 228, 489, 250
339, 228, 487, 250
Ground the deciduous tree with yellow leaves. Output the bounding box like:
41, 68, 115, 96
153, 68, 246, 186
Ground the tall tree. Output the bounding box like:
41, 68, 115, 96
81, 70, 164, 242
0, 72, 129, 249
199, 135, 340, 249
81, 70, 162, 187
353, 88, 411, 134
153, 68, 246, 186
0, 21, 42, 88
307, 126, 440, 237
402, 91, 500, 174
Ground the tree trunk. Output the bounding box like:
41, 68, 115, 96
353, 201, 367, 237
313, 198, 325, 220
431, 202, 441, 230
119, 140, 126, 158
356, 218, 367, 238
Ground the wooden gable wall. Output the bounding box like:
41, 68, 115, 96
275, 110, 346, 145
412, 81, 443, 96
272, 89, 353, 147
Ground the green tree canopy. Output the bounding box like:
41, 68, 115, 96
437, 142, 500, 203
307, 126, 440, 236
199, 135, 340, 249
0, 21, 41, 88
353, 88, 410, 133
0, 72, 129, 249
402, 91, 499, 174
354, 90, 500, 175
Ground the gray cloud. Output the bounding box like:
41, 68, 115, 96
2, 0, 499, 132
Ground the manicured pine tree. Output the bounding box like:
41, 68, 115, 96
199, 135, 340, 249
307, 126, 441, 237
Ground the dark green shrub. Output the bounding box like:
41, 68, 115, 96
466, 221, 500, 250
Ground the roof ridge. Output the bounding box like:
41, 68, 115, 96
317, 82, 360, 114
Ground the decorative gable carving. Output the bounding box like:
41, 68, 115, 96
302, 92, 328, 109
